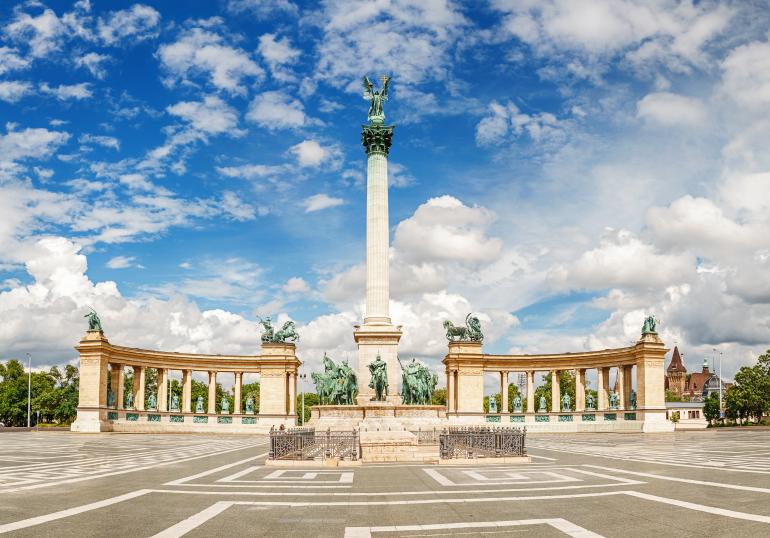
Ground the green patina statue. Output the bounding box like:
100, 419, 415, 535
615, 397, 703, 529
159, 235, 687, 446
107, 389, 115, 408
367, 354, 389, 401
629, 389, 637, 410
513, 394, 523, 412
586, 392, 595, 410
195, 395, 204, 414
258, 316, 299, 343
641, 315, 658, 334
538, 395, 547, 412
562, 392, 571, 412
399, 357, 437, 405
245, 396, 254, 414
125, 391, 134, 409
84, 309, 103, 332
363, 75, 390, 124
609, 391, 619, 410
488, 397, 497, 413
147, 392, 157, 410
312, 353, 357, 405
170, 393, 180, 412
221, 397, 230, 414
443, 313, 484, 342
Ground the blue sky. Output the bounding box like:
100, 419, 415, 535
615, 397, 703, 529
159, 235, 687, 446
2, 0, 770, 381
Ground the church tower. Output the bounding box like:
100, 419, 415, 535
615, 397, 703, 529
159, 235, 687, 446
665, 346, 687, 398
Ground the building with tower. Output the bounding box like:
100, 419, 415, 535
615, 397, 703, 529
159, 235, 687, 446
665, 346, 687, 398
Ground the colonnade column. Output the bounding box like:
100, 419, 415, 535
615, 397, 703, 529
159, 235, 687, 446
288, 373, 296, 415
526, 371, 534, 413
110, 364, 122, 409
500, 371, 509, 413
208, 371, 217, 414
551, 370, 560, 412
623, 365, 633, 406
158, 368, 168, 412
134, 366, 145, 411
182, 370, 192, 413
616, 366, 625, 410
598, 367, 609, 411
576, 369, 586, 412
446, 370, 454, 413
234, 372, 242, 415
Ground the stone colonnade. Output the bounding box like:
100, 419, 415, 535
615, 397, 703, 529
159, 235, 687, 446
443, 332, 672, 432
71, 330, 300, 433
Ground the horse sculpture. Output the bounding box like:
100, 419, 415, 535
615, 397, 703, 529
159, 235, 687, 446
258, 317, 299, 343
443, 313, 484, 342
312, 353, 357, 405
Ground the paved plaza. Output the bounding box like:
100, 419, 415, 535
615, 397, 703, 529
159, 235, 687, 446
2, 430, 770, 537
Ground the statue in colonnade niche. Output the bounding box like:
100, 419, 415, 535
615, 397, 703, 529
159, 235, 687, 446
513, 394, 522, 413
195, 396, 204, 414
586, 392, 595, 410
107, 389, 115, 408
147, 393, 157, 410
538, 395, 547, 413
221, 397, 230, 414
609, 391, 619, 410
562, 392, 571, 412
629, 390, 637, 410
367, 354, 389, 401
170, 393, 180, 412
125, 392, 134, 409
443, 313, 484, 342
84, 309, 103, 332
245, 396, 254, 414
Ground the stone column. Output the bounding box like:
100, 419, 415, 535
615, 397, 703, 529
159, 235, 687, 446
526, 371, 535, 413
500, 371, 509, 413
446, 370, 454, 413
623, 365, 633, 406
134, 366, 146, 411
208, 371, 217, 414
634, 332, 672, 432
115, 365, 125, 410
71, 330, 111, 432
158, 368, 169, 412
576, 369, 586, 412
110, 364, 121, 409
551, 370, 560, 412
234, 372, 242, 415
616, 366, 625, 410
182, 370, 192, 413
288, 373, 296, 416
598, 367, 609, 411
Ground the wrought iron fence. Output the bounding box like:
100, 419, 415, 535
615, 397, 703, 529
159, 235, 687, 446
269, 427, 359, 461
439, 426, 526, 459
410, 428, 441, 444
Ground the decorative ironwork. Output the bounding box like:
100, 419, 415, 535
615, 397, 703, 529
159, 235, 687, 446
604, 413, 617, 421
148, 414, 161, 422
624, 412, 637, 421
126, 413, 139, 421
242, 417, 257, 424
485, 415, 501, 422
269, 427, 360, 461
439, 426, 526, 459
582, 414, 596, 421
107, 411, 118, 421
535, 415, 550, 422
170, 415, 184, 423
558, 414, 573, 422
193, 416, 208, 423
510, 415, 525, 422
218, 416, 233, 424
411, 428, 440, 444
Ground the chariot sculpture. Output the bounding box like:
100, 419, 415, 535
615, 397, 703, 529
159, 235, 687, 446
443, 313, 484, 342
84, 309, 103, 332
258, 316, 299, 343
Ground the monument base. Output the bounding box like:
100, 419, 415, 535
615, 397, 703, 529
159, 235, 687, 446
354, 323, 402, 405
308, 404, 446, 431
70, 408, 112, 432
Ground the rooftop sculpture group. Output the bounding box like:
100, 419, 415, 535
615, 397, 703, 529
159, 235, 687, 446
443, 313, 484, 342
641, 315, 658, 334
258, 316, 299, 343
312, 353, 358, 405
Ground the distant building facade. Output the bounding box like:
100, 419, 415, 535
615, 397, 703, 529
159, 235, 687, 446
665, 346, 687, 398
665, 348, 730, 403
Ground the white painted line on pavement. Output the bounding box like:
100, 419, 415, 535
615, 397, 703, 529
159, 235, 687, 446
150, 501, 234, 538
217, 465, 260, 483
627, 491, 770, 524
164, 452, 269, 485
585, 465, 770, 493
0, 489, 151, 534
343, 518, 604, 538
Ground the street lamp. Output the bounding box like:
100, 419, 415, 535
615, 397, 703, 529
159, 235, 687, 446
26, 353, 31, 428
298, 372, 307, 425
714, 348, 724, 419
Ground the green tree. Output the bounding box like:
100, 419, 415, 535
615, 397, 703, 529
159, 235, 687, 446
242, 382, 260, 413
0, 359, 79, 426
431, 388, 446, 406
296, 392, 319, 425
703, 392, 721, 425
534, 371, 577, 411
665, 389, 682, 402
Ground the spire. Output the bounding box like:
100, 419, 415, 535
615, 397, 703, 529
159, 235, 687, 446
667, 346, 687, 373
702, 357, 710, 373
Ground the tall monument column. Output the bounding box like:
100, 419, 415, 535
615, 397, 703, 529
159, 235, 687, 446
355, 75, 402, 405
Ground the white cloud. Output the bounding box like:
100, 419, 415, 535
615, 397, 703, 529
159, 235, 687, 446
476, 101, 567, 146
157, 27, 263, 94
246, 91, 307, 129
75, 52, 110, 79
0, 47, 30, 75
282, 277, 310, 294
393, 196, 501, 264
227, 0, 298, 18
216, 163, 287, 180
0, 81, 33, 103
289, 140, 336, 167
79, 134, 120, 150
720, 40, 770, 109
40, 82, 92, 100
220, 191, 256, 221
258, 33, 300, 72
106, 255, 138, 269
0, 126, 70, 164
97, 4, 160, 45
303, 194, 344, 213
4, 8, 65, 58
167, 95, 243, 136
636, 92, 706, 126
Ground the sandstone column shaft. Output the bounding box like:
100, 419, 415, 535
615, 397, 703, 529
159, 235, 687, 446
288, 373, 296, 415
616, 366, 625, 410
365, 152, 390, 323
234, 372, 242, 415
500, 371, 508, 413
182, 370, 192, 413
551, 370, 560, 412
576, 369, 586, 412
158, 368, 168, 412
208, 371, 216, 413
446, 371, 454, 412
134, 366, 145, 411
598, 368, 609, 411
623, 365, 633, 406
526, 371, 534, 413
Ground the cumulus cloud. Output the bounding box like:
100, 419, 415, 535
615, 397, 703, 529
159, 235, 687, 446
106, 255, 139, 269
158, 27, 263, 94
97, 4, 160, 45
40, 82, 92, 100
79, 134, 120, 150
636, 92, 706, 126
4, 8, 65, 58
75, 52, 110, 79
167, 95, 243, 136
0, 81, 33, 103
227, 0, 298, 18
258, 33, 300, 80
282, 277, 310, 294
720, 40, 770, 109
0, 47, 30, 75
476, 101, 567, 147
303, 194, 344, 213
289, 140, 339, 167
246, 91, 307, 129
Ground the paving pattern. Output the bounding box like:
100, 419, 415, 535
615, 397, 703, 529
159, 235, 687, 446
1, 429, 770, 537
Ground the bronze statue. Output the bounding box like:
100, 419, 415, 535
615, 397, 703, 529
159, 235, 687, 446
367, 354, 388, 401
84, 309, 103, 331
363, 75, 390, 124
443, 313, 484, 342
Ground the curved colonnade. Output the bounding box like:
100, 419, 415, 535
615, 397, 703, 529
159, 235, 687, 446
71, 330, 300, 433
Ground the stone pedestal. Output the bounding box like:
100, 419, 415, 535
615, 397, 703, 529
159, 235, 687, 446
634, 332, 674, 433
445, 341, 484, 414
259, 342, 299, 427
71, 330, 112, 433
354, 323, 402, 405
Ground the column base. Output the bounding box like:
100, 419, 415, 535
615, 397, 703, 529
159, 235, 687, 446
71, 408, 112, 432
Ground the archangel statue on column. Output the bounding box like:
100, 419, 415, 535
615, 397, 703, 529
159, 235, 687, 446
363, 75, 390, 124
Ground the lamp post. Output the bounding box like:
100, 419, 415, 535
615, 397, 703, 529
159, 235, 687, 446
298, 372, 307, 425
714, 348, 724, 419
26, 353, 31, 428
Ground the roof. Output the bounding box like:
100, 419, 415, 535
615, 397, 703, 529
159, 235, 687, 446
666, 401, 705, 409
667, 346, 687, 373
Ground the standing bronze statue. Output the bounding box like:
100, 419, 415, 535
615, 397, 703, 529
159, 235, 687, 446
363, 75, 390, 124
368, 354, 388, 401
84, 309, 103, 331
